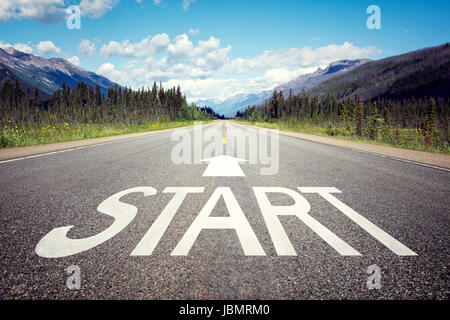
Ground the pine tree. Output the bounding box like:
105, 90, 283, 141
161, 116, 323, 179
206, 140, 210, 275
424, 97, 439, 145
355, 102, 364, 136
271, 90, 278, 120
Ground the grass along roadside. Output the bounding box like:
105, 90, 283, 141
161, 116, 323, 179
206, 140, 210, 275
234, 120, 450, 154
0, 120, 209, 149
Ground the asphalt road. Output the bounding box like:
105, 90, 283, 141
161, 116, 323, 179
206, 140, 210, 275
0, 121, 448, 299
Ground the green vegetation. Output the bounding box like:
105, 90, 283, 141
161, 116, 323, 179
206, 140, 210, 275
0, 121, 203, 148
235, 120, 449, 154
236, 90, 449, 154
0, 77, 219, 148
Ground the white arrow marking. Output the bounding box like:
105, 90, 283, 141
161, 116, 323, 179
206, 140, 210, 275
201, 155, 247, 177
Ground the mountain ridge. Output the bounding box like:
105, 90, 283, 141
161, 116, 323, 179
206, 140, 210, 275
309, 43, 450, 101
201, 59, 370, 117
0, 47, 119, 98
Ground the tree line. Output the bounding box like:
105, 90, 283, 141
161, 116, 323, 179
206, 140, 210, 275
0, 77, 221, 127
236, 89, 449, 150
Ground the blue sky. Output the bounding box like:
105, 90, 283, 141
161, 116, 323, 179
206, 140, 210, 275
1, 0, 449, 101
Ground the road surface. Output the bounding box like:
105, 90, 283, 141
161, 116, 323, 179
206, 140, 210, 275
0, 121, 448, 299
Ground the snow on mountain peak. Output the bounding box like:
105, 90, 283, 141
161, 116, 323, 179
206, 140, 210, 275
0, 47, 118, 97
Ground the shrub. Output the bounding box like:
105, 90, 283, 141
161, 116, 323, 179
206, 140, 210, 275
365, 116, 384, 140
326, 125, 340, 136
379, 122, 393, 142
0, 133, 13, 148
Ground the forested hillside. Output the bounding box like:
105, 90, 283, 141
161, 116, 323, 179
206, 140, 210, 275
309, 43, 450, 100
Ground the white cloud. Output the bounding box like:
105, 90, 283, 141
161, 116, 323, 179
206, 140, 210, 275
36, 41, 62, 56
1, 40, 67, 58
96, 62, 125, 84
163, 66, 321, 102
100, 33, 170, 58
0, 0, 126, 23
67, 56, 80, 66
165, 34, 229, 70
188, 28, 200, 35
79, 0, 119, 19
0, 0, 66, 23
12, 43, 34, 54
182, 0, 196, 11
218, 42, 381, 76
124, 60, 140, 69
78, 39, 96, 56
93, 36, 381, 103
0, 41, 33, 54
0, 0, 194, 23
205, 45, 231, 70
97, 62, 116, 76
190, 36, 220, 56
151, 33, 171, 49
167, 34, 194, 57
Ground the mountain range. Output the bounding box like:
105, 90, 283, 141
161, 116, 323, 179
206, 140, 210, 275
194, 59, 370, 117
0, 47, 119, 100
195, 43, 450, 117
1, 43, 449, 118
196, 92, 270, 118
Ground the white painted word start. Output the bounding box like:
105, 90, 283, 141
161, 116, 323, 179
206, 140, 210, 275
35, 187, 417, 258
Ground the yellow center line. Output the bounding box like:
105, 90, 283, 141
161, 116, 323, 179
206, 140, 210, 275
223, 124, 227, 144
